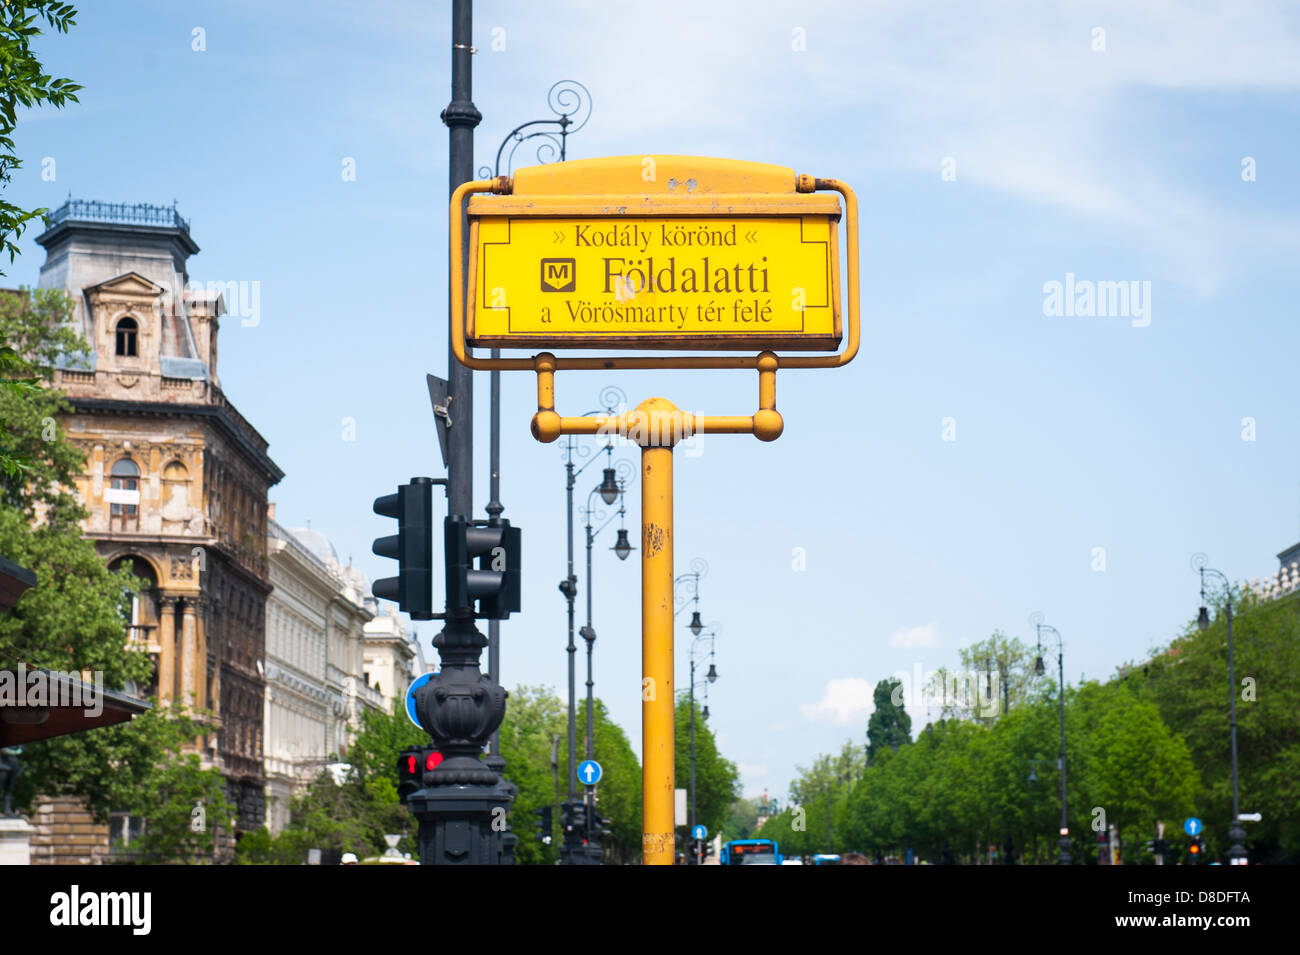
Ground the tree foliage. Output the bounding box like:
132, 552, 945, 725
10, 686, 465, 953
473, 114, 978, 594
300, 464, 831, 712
764, 674, 1201, 863
866, 677, 911, 763
0, 2, 82, 271
673, 693, 739, 840
17, 703, 235, 863
236, 703, 418, 864
1126, 588, 1300, 862
500, 684, 566, 866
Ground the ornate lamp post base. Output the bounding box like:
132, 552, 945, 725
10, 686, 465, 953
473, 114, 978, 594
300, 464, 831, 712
411, 787, 514, 865
1057, 835, 1072, 866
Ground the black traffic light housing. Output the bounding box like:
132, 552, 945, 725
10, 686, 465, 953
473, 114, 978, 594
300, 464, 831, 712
1188, 835, 1203, 864
396, 745, 442, 805
372, 477, 443, 620
534, 805, 553, 845
445, 517, 521, 619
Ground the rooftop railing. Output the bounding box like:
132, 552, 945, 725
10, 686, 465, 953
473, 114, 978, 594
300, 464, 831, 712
44, 198, 190, 232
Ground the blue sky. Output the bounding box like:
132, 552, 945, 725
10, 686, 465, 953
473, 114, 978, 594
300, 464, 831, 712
10, 0, 1300, 802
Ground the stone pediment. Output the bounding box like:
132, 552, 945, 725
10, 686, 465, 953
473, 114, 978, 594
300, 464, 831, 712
86, 271, 164, 299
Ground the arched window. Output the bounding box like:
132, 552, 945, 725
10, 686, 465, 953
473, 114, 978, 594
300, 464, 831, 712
115, 317, 138, 357
109, 555, 159, 693
109, 458, 140, 529
162, 460, 189, 515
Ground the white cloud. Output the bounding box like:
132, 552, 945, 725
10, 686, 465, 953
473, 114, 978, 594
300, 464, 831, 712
800, 677, 875, 724
769, 722, 793, 733
888, 621, 940, 649
469, 0, 1300, 294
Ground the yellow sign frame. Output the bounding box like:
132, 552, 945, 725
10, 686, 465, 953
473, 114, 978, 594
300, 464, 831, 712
450, 155, 860, 372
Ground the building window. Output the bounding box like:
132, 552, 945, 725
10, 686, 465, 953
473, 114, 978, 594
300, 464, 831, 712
115, 316, 138, 357
109, 458, 141, 530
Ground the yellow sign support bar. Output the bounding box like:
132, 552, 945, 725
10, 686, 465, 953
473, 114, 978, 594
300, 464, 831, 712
447, 157, 858, 864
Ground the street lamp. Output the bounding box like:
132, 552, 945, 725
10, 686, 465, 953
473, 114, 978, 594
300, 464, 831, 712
597, 468, 620, 505
558, 384, 626, 864
578, 458, 636, 863
1192, 554, 1248, 865
612, 528, 633, 561
675, 558, 708, 631
688, 627, 718, 866
1031, 613, 1071, 865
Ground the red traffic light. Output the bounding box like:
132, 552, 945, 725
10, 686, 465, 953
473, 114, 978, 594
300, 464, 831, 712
406, 754, 418, 776
1189, 844, 1200, 854
426, 750, 444, 771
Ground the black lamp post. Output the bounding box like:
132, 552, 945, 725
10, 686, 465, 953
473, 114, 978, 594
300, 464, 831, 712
1032, 616, 1071, 865
578, 460, 635, 864
1193, 555, 1248, 865
558, 385, 625, 864
688, 628, 718, 865
480, 80, 591, 866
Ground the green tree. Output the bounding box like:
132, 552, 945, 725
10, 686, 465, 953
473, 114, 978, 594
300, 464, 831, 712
0, 2, 82, 274
722, 797, 758, 841
928, 631, 1041, 723
0, 289, 147, 685
1067, 681, 1198, 862
574, 697, 642, 863
1127, 588, 1300, 862
501, 684, 566, 865
266, 768, 399, 864
673, 693, 739, 840
0, 343, 38, 478
17, 703, 235, 863
345, 700, 426, 791
866, 678, 912, 762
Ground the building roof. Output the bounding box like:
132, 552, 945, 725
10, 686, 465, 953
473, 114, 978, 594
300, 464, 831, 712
270, 521, 371, 607
0, 668, 150, 745
0, 555, 37, 611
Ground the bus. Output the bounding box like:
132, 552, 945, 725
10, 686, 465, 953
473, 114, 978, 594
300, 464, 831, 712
720, 838, 782, 865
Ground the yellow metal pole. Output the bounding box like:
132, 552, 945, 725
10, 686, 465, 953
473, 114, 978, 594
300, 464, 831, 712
639, 399, 676, 865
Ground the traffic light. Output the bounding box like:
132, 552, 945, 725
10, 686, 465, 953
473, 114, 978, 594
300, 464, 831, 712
533, 805, 553, 845
445, 517, 521, 619
1189, 836, 1203, 863
397, 746, 422, 804
561, 801, 588, 843
395, 745, 442, 805
372, 478, 437, 619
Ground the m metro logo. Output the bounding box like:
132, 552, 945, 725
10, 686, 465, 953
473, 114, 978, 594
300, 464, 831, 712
540, 258, 576, 292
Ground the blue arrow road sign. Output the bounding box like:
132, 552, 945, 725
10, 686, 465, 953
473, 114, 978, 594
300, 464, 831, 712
692, 824, 707, 841
1184, 817, 1202, 837
405, 672, 435, 730
577, 759, 603, 786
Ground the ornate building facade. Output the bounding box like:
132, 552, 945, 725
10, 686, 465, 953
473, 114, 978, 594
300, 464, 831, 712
263, 514, 380, 834
30, 200, 282, 857
363, 604, 420, 717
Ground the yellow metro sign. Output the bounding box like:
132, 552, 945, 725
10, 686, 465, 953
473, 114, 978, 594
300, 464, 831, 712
465, 156, 844, 351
